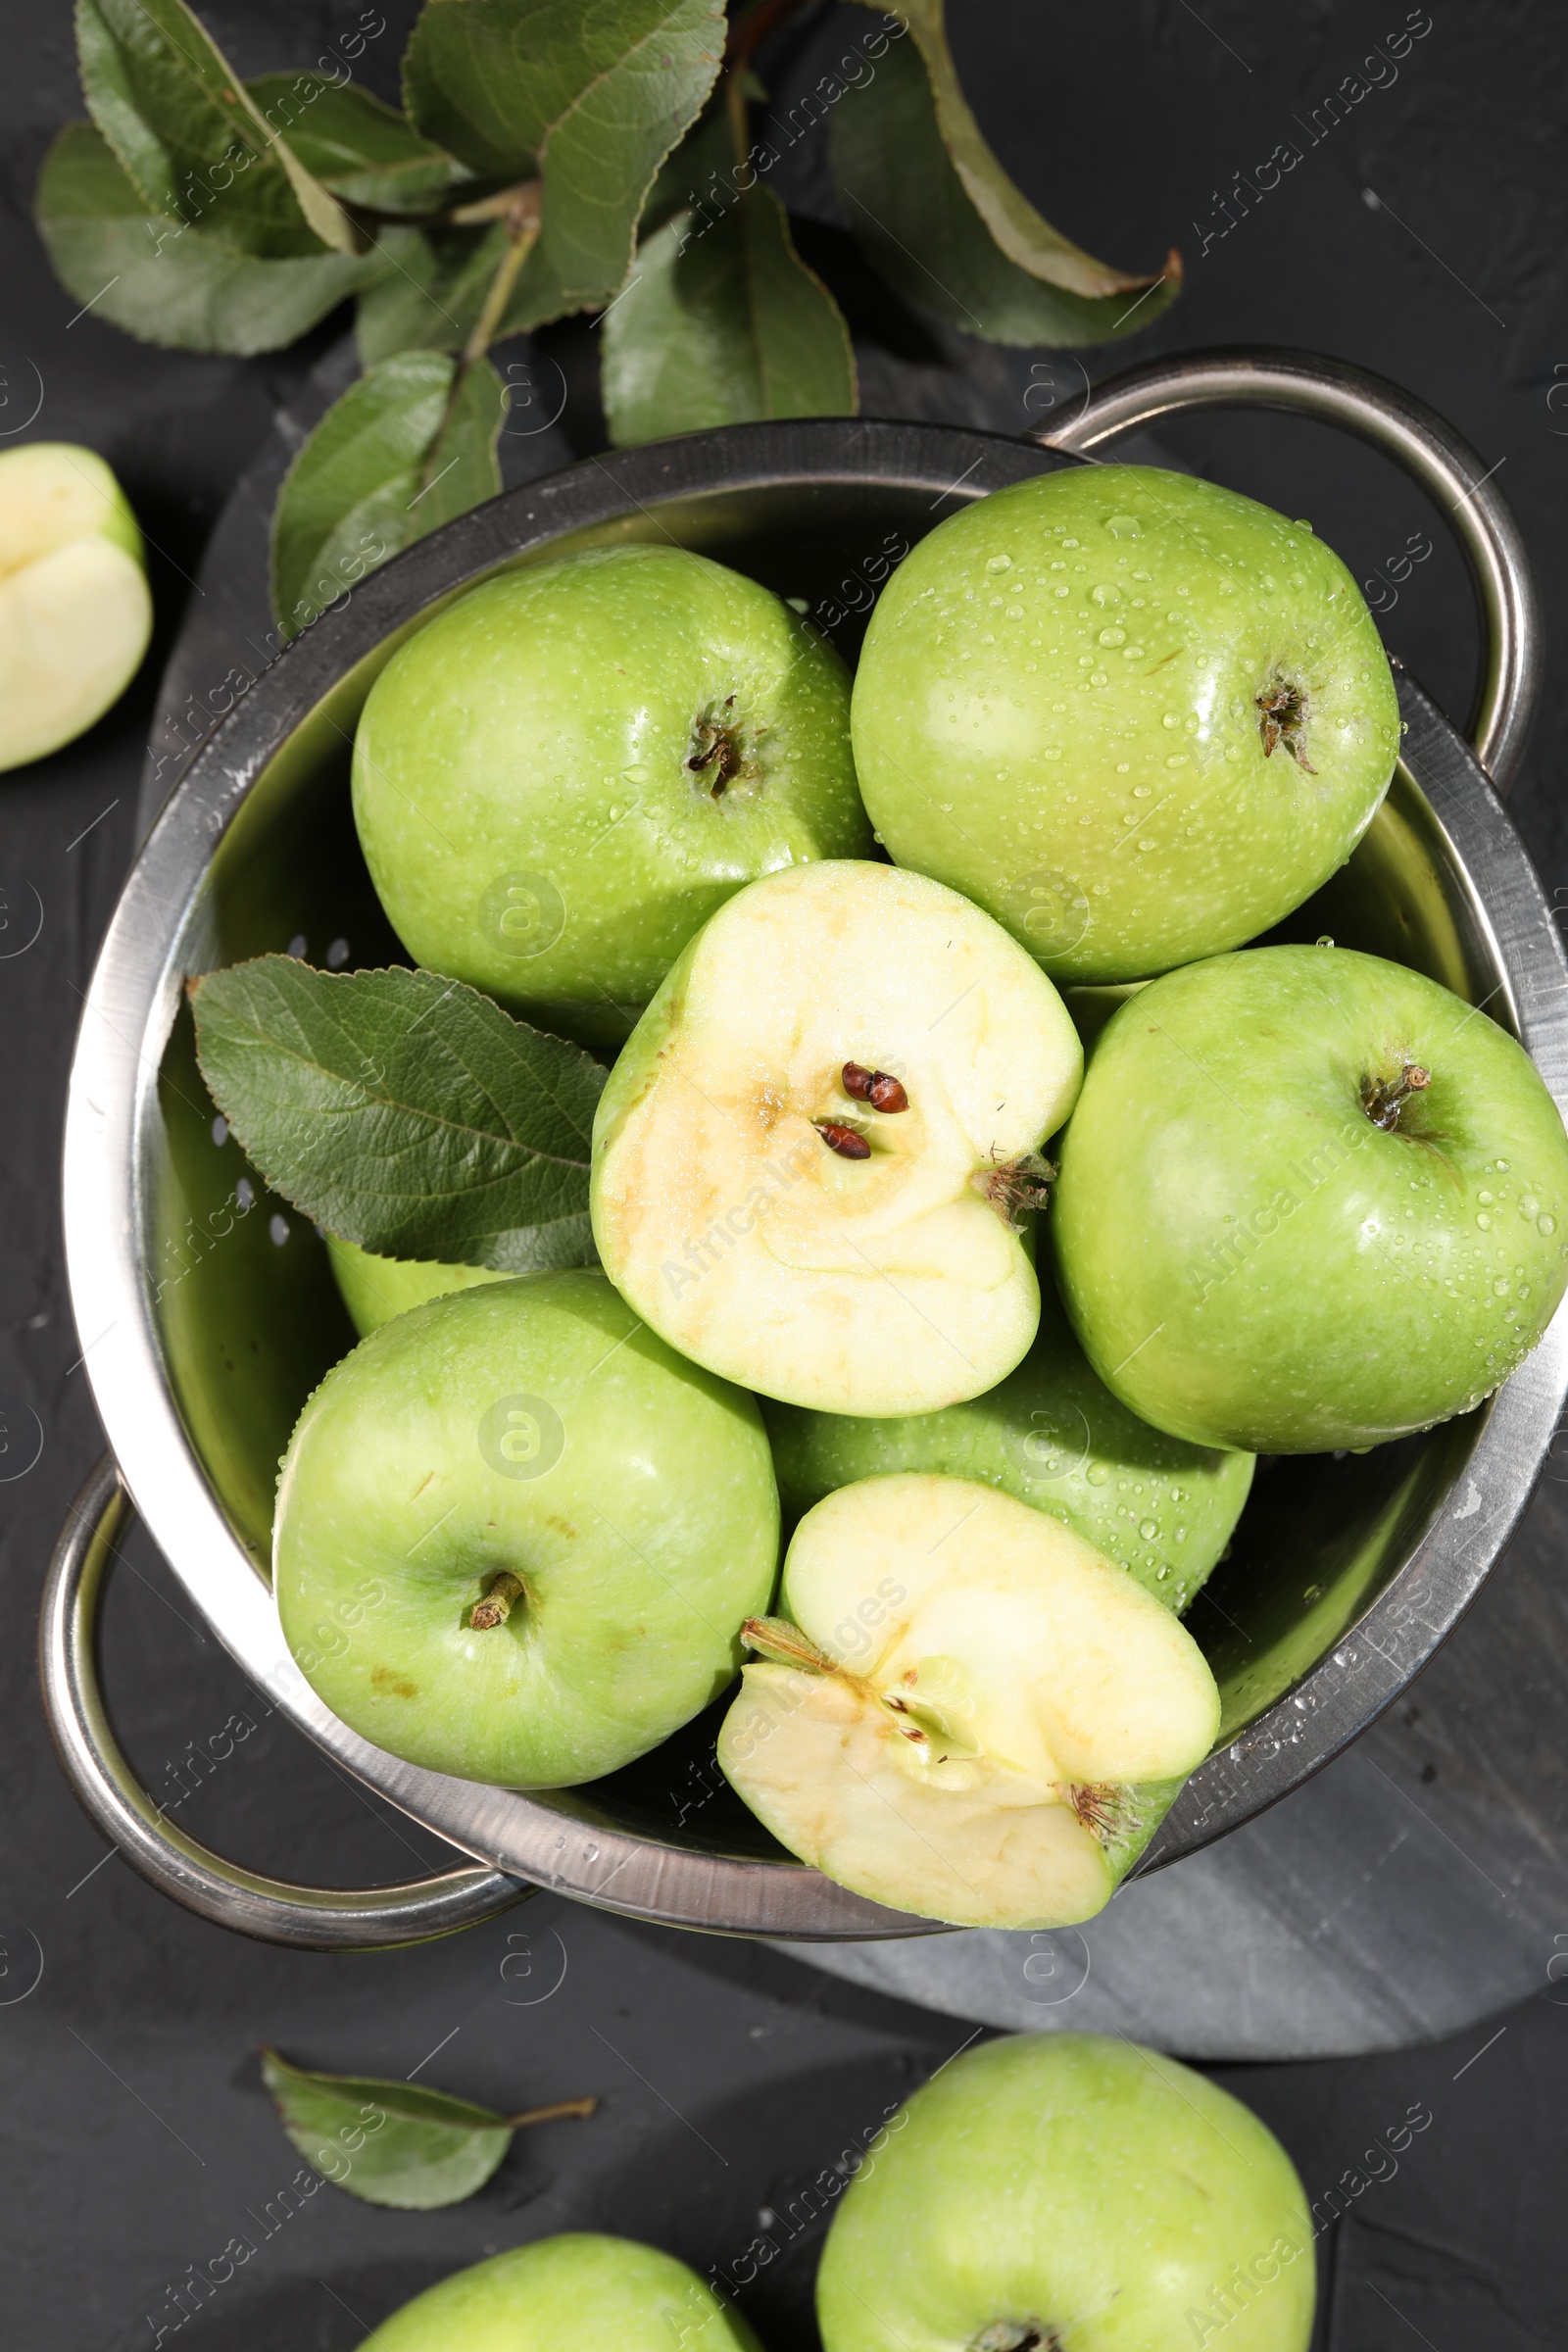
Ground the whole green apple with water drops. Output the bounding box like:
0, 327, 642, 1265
851, 464, 1402, 981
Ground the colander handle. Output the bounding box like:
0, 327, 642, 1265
1035, 346, 1540, 791
39, 1455, 531, 1950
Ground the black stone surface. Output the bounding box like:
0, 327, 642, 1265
4, 4, 1568, 2348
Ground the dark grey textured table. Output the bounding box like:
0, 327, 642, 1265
5, 4, 1568, 2347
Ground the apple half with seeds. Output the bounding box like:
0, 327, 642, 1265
717, 1474, 1220, 1929
590, 860, 1083, 1416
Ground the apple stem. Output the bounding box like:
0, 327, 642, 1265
469, 1571, 525, 1632
501, 2095, 598, 2129
742, 1616, 841, 1675
1361, 1061, 1432, 1131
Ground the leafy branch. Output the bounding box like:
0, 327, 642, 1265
34, 0, 1182, 637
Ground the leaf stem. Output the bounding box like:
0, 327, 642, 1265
502, 2095, 598, 2128
463, 184, 543, 365
416, 182, 541, 497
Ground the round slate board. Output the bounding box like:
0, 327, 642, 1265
136, 345, 1568, 2061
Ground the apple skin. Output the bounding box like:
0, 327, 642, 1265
851, 464, 1400, 983
1054, 944, 1568, 1452
760, 1280, 1252, 1613
0, 441, 152, 771
364, 2233, 761, 2352
274, 1268, 779, 1787
815, 2034, 1314, 2352
325, 1231, 505, 1338
353, 544, 869, 1051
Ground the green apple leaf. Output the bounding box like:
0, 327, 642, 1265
403, 0, 725, 300
833, 7, 1180, 345
245, 75, 466, 217
34, 122, 385, 356
603, 184, 856, 444
74, 0, 363, 257
261, 2048, 595, 2211
191, 959, 607, 1272
270, 348, 505, 635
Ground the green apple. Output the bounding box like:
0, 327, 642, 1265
1054, 943, 1568, 1451
0, 441, 152, 771
274, 1268, 778, 1786
365, 2232, 761, 2352
852, 464, 1400, 982
816, 2034, 1314, 2352
761, 1280, 1253, 1613
353, 544, 869, 1049
591, 859, 1082, 1416
718, 1474, 1218, 1929
325, 1231, 505, 1338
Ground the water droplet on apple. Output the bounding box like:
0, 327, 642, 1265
1161, 711, 1180, 729
583, 1842, 600, 1861
1086, 1465, 1108, 1487
1098, 627, 1126, 645
1477, 1213, 1493, 1229
1541, 1214, 1556, 1235
987, 554, 1011, 571
1479, 1190, 1494, 1204
1139, 1518, 1158, 1541
1091, 671, 1109, 686
1165, 754, 1188, 767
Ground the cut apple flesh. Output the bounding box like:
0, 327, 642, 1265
717, 1474, 1220, 1929
0, 443, 151, 772
591, 860, 1083, 1415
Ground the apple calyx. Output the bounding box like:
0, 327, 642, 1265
1065, 1780, 1140, 1842
1361, 1060, 1431, 1132
468, 1569, 525, 1632
842, 1060, 909, 1113
1255, 674, 1317, 772
686, 695, 753, 795
971, 2325, 1061, 2352
971, 1152, 1056, 1230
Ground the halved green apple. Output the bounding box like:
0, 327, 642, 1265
590, 861, 1083, 1415
0, 442, 152, 771
718, 1473, 1220, 1929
